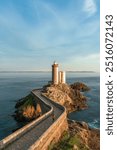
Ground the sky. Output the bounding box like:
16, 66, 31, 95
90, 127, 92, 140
0, 0, 100, 72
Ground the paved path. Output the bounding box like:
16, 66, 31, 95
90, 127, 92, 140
3, 90, 63, 150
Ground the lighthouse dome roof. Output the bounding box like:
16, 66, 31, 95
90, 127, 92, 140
54, 61, 57, 64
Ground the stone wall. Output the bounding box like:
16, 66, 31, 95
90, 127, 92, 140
31, 92, 50, 114
0, 94, 53, 149
28, 93, 68, 150
0, 91, 68, 150
29, 111, 68, 150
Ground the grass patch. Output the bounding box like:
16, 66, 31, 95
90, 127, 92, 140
49, 131, 89, 150
23, 95, 34, 107
16, 94, 36, 110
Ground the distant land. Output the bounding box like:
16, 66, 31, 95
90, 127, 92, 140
0, 71, 96, 73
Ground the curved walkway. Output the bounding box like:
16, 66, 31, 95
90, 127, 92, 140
1, 90, 64, 150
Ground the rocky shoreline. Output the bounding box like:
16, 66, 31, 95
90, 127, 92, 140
14, 82, 89, 121
13, 82, 100, 149
49, 120, 100, 150
42, 82, 89, 113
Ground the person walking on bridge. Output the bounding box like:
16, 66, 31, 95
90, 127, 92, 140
51, 111, 55, 122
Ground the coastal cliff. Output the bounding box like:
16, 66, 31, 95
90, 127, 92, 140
14, 82, 89, 121
49, 120, 100, 150
14, 94, 42, 122
42, 82, 89, 113
42, 82, 100, 150
14, 82, 100, 150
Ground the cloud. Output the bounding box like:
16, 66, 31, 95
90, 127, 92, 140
0, 0, 100, 71
83, 0, 97, 16
64, 53, 100, 72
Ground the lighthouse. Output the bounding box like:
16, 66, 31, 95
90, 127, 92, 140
52, 61, 59, 84
52, 61, 66, 85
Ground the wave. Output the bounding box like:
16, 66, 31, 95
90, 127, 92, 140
88, 119, 100, 129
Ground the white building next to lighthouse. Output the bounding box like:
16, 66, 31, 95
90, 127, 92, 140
52, 61, 66, 85
59, 71, 66, 84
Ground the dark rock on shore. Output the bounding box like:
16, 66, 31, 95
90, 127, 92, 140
71, 82, 90, 92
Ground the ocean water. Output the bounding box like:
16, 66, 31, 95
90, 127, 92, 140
68, 74, 100, 129
0, 72, 100, 140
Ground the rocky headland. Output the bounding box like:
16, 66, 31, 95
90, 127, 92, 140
14, 82, 89, 121
14, 94, 42, 122
42, 82, 89, 113
42, 82, 99, 150
14, 82, 100, 149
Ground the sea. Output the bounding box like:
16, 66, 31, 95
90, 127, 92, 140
0, 72, 100, 140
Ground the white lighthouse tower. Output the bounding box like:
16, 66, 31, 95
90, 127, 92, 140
52, 61, 59, 84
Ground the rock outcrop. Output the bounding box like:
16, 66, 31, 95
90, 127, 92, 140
14, 82, 89, 121
13, 81, 99, 149
43, 82, 100, 150
68, 120, 100, 150
14, 94, 42, 122
50, 120, 100, 150
71, 82, 90, 92
42, 83, 88, 113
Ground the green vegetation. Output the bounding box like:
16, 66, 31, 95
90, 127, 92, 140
14, 94, 42, 122
22, 95, 34, 107
15, 94, 35, 109
49, 131, 89, 150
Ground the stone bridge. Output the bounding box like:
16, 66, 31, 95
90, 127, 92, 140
0, 90, 68, 150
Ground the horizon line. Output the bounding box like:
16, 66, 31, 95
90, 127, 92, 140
0, 70, 99, 73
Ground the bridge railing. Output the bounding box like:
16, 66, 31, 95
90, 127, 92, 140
41, 93, 65, 111
28, 93, 68, 150
0, 92, 53, 149
0, 89, 68, 150
32, 89, 66, 112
